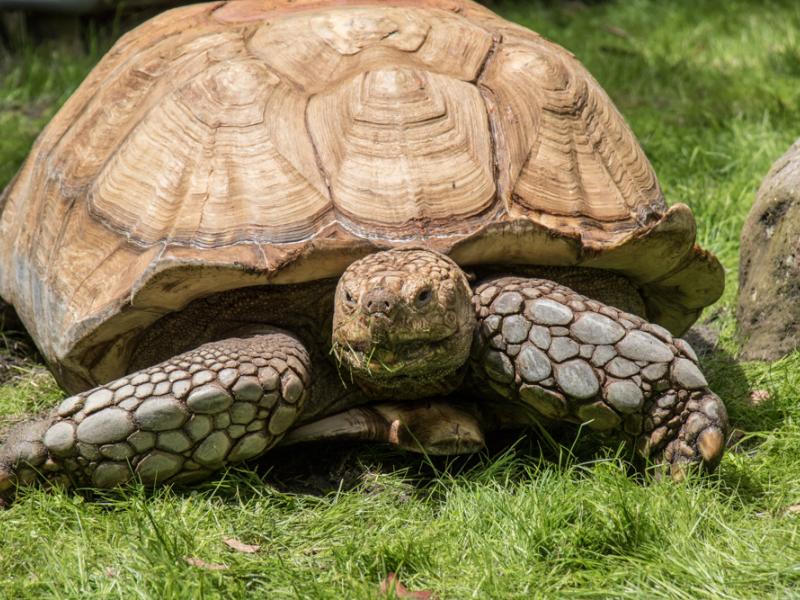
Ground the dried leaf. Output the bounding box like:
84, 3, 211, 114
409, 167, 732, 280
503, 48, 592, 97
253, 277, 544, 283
785, 504, 800, 514
184, 556, 228, 571
379, 573, 436, 599
223, 537, 261, 554
749, 389, 771, 405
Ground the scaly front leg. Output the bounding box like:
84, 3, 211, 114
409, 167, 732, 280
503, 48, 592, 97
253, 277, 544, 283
0, 330, 310, 499
470, 276, 728, 476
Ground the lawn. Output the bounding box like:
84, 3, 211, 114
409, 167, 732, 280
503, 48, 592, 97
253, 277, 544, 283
2, 0, 800, 597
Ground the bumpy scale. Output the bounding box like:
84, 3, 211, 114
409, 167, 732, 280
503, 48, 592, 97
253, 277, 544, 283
0, 331, 310, 492
471, 276, 727, 473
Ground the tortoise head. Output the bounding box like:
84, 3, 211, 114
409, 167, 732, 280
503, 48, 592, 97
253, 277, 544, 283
332, 249, 476, 396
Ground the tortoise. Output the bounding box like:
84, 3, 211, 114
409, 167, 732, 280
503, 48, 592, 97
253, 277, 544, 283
0, 0, 727, 497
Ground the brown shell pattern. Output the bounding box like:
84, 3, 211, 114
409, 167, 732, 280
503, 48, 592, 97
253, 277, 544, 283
0, 0, 723, 391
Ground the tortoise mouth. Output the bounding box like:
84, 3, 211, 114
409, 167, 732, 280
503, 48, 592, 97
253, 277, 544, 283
331, 321, 474, 387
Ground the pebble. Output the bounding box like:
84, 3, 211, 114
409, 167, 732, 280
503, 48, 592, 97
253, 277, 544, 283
515, 345, 551, 383
525, 299, 573, 325
571, 313, 625, 345
135, 397, 188, 430
554, 359, 599, 399
76, 408, 134, 445
548, 337, 579, 362
186, 384, 233, 414
606, 380, 644, 413
671, 358, 708, 389
617, 330, 674, 363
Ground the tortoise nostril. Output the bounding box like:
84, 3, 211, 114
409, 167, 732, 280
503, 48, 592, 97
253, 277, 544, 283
363, 290, 397, 315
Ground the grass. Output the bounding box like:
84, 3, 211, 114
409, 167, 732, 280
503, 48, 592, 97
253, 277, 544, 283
2, 0, 800, 597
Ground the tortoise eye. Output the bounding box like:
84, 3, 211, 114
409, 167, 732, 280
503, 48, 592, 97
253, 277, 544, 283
344, 289, 356, 306
415, 288, 432, 307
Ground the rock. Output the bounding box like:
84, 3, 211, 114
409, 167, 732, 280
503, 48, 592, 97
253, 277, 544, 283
576, 401, 621, 431
605, 381, 644, 413
193, 431, 232, 466
671, 358, 708, 389
92, 462, 131, 488
492, 291, 524, 314
44, 421, 77, 456
515, 344, 552, 383
525, 299, 573, 325
135, 397, 188, 430
553, 359, 599, 400
617, 330, 674, 363
186, 384, 233, 414
484, 350, 515, 383
501, 315, 531, 343
738, 139, 800, 360
528, 325, 551, 350
76, 408, 135, 445
548, 337, 579, 362
570, 313, 625, 345
136, 451, 184, 483
228, 433, 270, 462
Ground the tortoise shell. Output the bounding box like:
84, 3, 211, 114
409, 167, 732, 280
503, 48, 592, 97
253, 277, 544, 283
0, 0, 723, 392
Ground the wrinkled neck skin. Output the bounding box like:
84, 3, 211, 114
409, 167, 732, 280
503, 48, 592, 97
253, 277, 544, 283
331, 249, 477, 401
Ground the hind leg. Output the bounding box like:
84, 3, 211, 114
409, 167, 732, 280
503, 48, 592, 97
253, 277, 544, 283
0, 330, 310, 499
470, 275, 728, 475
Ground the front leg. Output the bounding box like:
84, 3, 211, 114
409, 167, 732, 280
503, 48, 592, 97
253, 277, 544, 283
0, 330, 310, 498
471, 276, 728, 476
